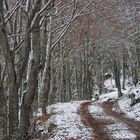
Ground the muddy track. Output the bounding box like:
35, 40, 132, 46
103, 101, 140, 140
79, 102, 113, 140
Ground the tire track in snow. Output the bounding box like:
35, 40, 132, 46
103, 101, 140, 139
79, 102, 113, 140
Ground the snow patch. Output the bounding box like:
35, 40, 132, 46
89, 102, 137, 140
98, 90, 118, 102
106, 123, 136, 139
119, 96, 140, 121
47, 101, 93, 140
89, 103, 115, 120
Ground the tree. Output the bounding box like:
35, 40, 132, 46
0, 0, 140, 139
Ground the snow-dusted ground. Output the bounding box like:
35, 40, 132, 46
106, 122, 136, 140
97, 78, 140, 121
118, 85, 140, 121
46, 101, 92, 140
89, 103, 115, 120
119, 97, 140, 121
89, 78, 140, 139
89, 103, 136, 139
35, 78, 140, 139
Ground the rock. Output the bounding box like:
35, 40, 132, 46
48, 123, 57, 134
130, 98, 140, 106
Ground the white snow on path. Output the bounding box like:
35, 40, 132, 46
47, 101, 93, 140
106, 123, 136, 140
35, 78, 140, 140
89, 103, 115, 120
89, 102, 136, 140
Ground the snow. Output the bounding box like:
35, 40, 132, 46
98, 90, 118, 102
119, 89, 140, 121
104, 78, 115, 91
46, 101, 93, 140
89, 103, 115, 120
100, 78, 140, 121
89, 78, 140, 139
127, 84, 140, 99
106, 123, 136, 140
34, 108, 42, 116
89, 102, 136, 139
34, 78, 140, 139
92, 89, 118, 102
114, 83, 140, 121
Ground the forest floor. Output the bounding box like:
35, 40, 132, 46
35, 98, 140, 140
35, 83, 140, 140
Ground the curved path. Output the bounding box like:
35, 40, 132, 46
79, 101, 140, 140
103, 101, 140, 139
79, 102, 113, 140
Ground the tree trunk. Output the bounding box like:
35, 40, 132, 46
0, 64, 7, 140
122, 54, 126, 90
135, 38, 140, 81
113, 60, 123, 98
40, 16, 53, 114
60, 38, 66, 102
20, 14, 40, 138
66, 61, 72, 102
132, 64, 138, 86
0, 3, 19, 139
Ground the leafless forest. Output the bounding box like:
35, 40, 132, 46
0, 0, 140, 139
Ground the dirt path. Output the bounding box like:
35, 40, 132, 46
103, 101, 140, 139
79, 102, 113, 140
79, 101, 140, 140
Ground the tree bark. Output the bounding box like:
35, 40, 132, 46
113, 60, 123, 98
0, 63, 7, 140
122, 54, 126, 90
40, 16, 53, 114
20, 12, 40, 138
0, 2, 19, 139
